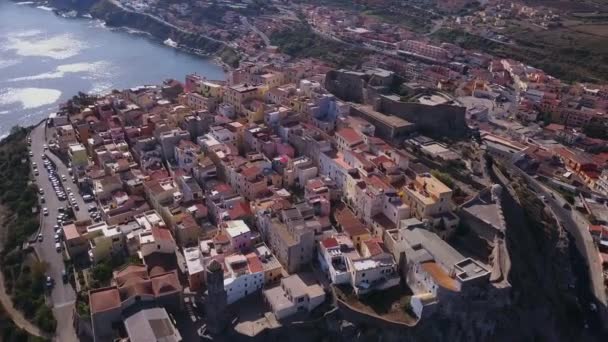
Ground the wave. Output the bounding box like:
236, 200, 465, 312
0, 59, 20, 70
15, 1, 35, 5
2, 32, 86, 60
9, 61, 111, 82
36, 5, 54, 11
0, 87, 62, 110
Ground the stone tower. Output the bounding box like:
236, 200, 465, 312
205, 259, 228, 334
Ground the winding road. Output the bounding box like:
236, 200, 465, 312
241, 16, 270, 47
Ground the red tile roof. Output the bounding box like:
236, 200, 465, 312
321, 237, 339, 249
421, 261, 459, 292
114, 264, 148, 287
214, 232, 230, 245
152, 227, 174, 242
241, 166, 261, 178
363, 238, 385, 257
150, 271, 181, 296
336, 128, 363, 145
228, 201, 252, 219
89, 287, 121, 314
246, 253, 264, 273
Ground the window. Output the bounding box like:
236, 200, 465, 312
362, 273, 366, 277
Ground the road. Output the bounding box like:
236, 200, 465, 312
109, 0, 228, 46
505, 162, 607, 308
240, 16, 270, 47
30, 123, 81, 342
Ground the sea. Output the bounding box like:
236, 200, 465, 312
0, 1, 225, 137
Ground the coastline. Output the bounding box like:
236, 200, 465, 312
11, 0, 237, 72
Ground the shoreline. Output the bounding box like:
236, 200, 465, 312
11, 0, 236, 72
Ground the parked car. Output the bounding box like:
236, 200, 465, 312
37, 233, 43, 242
62, 270, 68, 283
42, 208, 49, 216
55, 242, 62, 252
45, 276, 54, 289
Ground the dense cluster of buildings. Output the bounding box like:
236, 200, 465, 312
41, 1, 608, 340
46, 52, 517, 339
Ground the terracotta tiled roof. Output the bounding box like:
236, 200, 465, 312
246, 253, 264, 274
114, 264, 148, 287
336, 127, 363, 145
152, 227, 174, 242
150, 271, 181, 296
321, 237, 339, 249
363, 238, 385, 257
214, 232, 230, 245
421, 261, 459, 292
89, 287, 121, 314
228, 201, 252, 219
241, 166, 260, 178
120, 281, 154, 300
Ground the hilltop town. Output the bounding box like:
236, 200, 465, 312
2, 0, 608, 341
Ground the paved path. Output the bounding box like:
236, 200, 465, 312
30, 124, 79, 342
0, 267, 51, 338
241, 16, 270, 47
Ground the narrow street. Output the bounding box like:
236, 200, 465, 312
30, 123, 81, 342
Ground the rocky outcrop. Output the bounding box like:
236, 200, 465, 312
45, 0, 239, 66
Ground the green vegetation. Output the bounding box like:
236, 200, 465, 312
0, 305, 47, 342
0, 127, 56, 333
91, 0, 223, 53
432, 28, 608, 83
299, 0, 435, 33
270, 24, 369, 67
218, 46, 240, 68
583, 121, 608, 140
89, 254, 127, 289
431, 169, 455, 188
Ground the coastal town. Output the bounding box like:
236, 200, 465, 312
1, 0, 608, 341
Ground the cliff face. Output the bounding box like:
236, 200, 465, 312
242, 165, 590, 342
88, 0, 223, 53
45, 0, 237, 63
47, 0, 98, 12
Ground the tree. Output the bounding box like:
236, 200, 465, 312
431, 170, 454, 188
34, 305, 57, 333
91, 262, 112, 283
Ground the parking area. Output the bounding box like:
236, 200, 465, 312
29, 124, 86, 342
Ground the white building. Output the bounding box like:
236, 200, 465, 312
264, 273, 326, 320
223, 253, 265, 304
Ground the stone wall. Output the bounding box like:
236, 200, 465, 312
377, 95, 467, 139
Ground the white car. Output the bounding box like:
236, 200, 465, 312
55, 242, 62, 252
42, 208, 49, 216
54, 234, 60, 242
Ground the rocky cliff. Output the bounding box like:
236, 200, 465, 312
45, 0, 239, 66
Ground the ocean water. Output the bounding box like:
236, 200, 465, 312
0, 1, 225, 137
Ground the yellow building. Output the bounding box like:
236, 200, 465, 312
223, 83, 259, 115
69, 143, 89, 168
403, 174, 452, 220
199, 81, 223, 99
